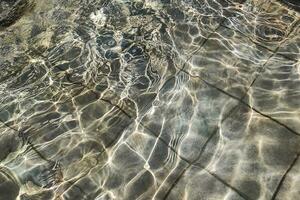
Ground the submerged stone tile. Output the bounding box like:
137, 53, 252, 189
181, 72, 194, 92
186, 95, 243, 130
0, 0, 299, 199
165, 165, 246, 200
170, 20, 212, 60
0, 88, 133, 196
195, 104, 300, 200
0, 41, 88, 127
167, 0, 248, 60
0, 89, 130, 196
22, 89, 132, 151
102, 124, 190, 200
92, 34, 181, 118
277, 23, 300, 61
223, 0, 299, 51
167, 2, 223, 59
51, 123, 190, 200
248, 53, 300, 132
0, 128, 20, 162
275, 155, 300, 200
140, 72, 240, 162
0, 166, 20, 200
185, 25, 272, 98
0, 82, 73, 130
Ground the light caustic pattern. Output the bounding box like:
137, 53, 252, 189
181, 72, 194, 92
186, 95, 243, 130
0, 0, 299, 199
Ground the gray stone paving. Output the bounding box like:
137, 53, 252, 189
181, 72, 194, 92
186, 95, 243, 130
0, 0, 299, 199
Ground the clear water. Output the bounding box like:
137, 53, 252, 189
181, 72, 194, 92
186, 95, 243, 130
0, 0, 299, 199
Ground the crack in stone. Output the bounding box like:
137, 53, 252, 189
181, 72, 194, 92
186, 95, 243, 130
181, 70, 300, 136
245, 21, 299, 90
161, 104, 243, 200
140, 123, 191, 164
0, 118, 60, 171
271, 154, 300, 200
195, 164, 252, 200
0, 48, 122, 175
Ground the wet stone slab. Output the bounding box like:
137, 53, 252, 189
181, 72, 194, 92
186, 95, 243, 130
185, 25, 272, 98
277, 24, 300, 60
148, 100, 300, 200
195, 104, 300, 200
222, 0, 300, 51
0, 0, 299, 199
247, 53, 300, 133
140, 71, 240, 162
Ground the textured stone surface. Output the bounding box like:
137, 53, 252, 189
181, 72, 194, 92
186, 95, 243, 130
247, 53, 300, 132
0, 0, 299, 199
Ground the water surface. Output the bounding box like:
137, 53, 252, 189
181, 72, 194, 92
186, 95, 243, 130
0, 0, 299, 199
